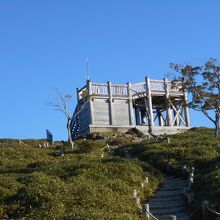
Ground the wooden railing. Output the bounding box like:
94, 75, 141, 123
130, 82, 146, 93
77, 79, 183, 99
150, 80, 164, 91
111, 84, 128, 95
91, 83, 108, 95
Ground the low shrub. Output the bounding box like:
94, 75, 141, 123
0, 138, 162, 219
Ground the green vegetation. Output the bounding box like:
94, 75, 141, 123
116, 127, 220, 212
0, 138, 162, 219
1, 128, 219, 219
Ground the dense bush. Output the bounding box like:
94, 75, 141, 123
0, 138, 162, 219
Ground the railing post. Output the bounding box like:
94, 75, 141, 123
87, 80, 94, 125
145, 77, 154, 127
145, 177, 149, 184
127, 82, 135, 125
183, 83, 190, 127
142, 203, 150, 219
107, 81, 114, 125
133, 189, 138, 198
164, 78, 172, 126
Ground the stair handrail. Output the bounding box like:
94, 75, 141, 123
142, 204, 159, 220
202, 200, 220, 217
146, 210, 159, 220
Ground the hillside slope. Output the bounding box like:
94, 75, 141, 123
116, 127, 220, 217
0, 138, 162, 219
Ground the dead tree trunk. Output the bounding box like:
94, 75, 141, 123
67, 118, 74, 149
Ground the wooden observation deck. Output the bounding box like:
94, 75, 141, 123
70, 77, 190, 138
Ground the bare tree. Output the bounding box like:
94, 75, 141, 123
48, 91, 75, 149
48, 90, 90, 149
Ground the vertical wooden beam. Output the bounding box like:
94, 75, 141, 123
135, 107, 141, 125
87, 80, 94, 125
107, 81, 114, 125
145, 77, 154, 127
164, 78, 172, 126
142, 204, 150, 218
157, 109, 164, 126
127, 82, 134, 125
184, 90, 190, 127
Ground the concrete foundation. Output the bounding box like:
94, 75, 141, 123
88, 125, 189, 136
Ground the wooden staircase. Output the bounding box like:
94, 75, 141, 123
70, 103, 80, 140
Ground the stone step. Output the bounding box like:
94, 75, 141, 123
149, 203, 183, 209
149, 196, 183, 203
151, 194, 183, 199
151, 207, 184, 216
154, 214, 191, 220
155, 190, 184, 195
149, 200, 183, 205
162, 184, 187, 188
156, 188, 184, 192
146, 174, 191, 220
163, 180, 187, 184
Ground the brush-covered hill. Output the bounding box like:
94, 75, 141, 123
0, 137, 162, 219
0, 127, 220, 219
116, 127, 220, 217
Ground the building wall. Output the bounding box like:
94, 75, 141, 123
112, 99, 130, 126
91, 98, 131, 126
79, 102, 90, 130
93, 99, 110, 125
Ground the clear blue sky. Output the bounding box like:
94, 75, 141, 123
1, 0, 220, 140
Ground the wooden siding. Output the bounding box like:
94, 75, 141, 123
93, 99, 110, 125
112, 100, 130, 126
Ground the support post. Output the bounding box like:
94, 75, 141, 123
127, 82, 134, 125
87, 80, 94, 125
145, 77, 154, 127
157, 109, 164, 126
164, 78, 172, 126
142, 204, 150, 219
184, 90, 190, 127
145, 177, 149, 184
107, 81, 114, 125
135, 107, 141, 125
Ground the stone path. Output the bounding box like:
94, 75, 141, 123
147, 175, 191, 220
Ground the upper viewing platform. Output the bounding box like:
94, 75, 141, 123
77, 77, 184, 101
71, 76, 190, 139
